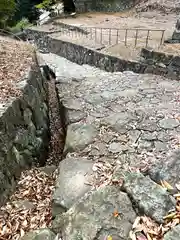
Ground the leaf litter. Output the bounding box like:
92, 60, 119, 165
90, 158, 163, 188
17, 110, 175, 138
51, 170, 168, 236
0, 37, 34, 103
0, 168, 57, 240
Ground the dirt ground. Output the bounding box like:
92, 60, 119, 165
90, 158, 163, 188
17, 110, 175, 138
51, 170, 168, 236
51, 10, 178, 60
32, 5, 179, 60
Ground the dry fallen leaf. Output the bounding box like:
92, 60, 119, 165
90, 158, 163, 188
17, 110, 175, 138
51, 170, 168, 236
113, 210, 120, 218
160, 180, 174, 191
107, 236, 113, 240
0, 168, 57, 240
136, 232, 147, 240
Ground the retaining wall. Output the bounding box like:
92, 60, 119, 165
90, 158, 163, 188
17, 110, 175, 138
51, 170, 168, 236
0, 55, 49, 206
75, 0, 138, 12
141, 48, 180, 78
25, 28, 179, 79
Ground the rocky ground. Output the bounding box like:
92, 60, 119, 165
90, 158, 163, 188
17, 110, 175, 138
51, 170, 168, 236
33, 52, 180, 240
1, 1, 180, 239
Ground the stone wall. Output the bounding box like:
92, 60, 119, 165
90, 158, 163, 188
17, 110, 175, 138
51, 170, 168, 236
25, 28, 180, 79
0, 55, 49, 206
74, 0, 137, 12
141, 48, 180, 79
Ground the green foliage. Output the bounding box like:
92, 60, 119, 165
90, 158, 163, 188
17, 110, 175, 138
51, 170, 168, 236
0, 0, 16, 28
13, 0, 40, 23
9, 17, 32, 33
0, 0, 16, 15
35, 0, 53, 10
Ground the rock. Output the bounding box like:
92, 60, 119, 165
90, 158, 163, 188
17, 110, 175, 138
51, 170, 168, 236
64, 122, 98, 153
12, 200, 35, 211
156, 62, 166, 68
68, 110, 86, 124
171, 56, 180, 67
52, 157, 93, 216
141, 131, 157, 141
21, 229, 55, 240
175, 19, 180, 31
52, 186, 136, 239
39, 165, 56, 176
172, 29, 180, 42
108, 142, 129, 153
63, 98, 83, 111
137, 140, 153, 151
164, 224, 180, 240
148, 150, 180, 187
38, 11, 51, 25
159, 118, 179, 130
90, 142, 108, 156
102, 112, 136, 134
154, 141, 167, 152
122, 172, 175, 223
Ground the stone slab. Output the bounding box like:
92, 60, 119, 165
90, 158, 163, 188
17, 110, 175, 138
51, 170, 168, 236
52, 186, 136, 239
122, 172, 175, 223
52, 157, 94, 216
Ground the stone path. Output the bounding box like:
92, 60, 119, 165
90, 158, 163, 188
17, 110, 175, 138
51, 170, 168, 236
36, 52, 180, 239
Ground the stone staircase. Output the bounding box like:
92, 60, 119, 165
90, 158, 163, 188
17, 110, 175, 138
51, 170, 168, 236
31, 52, 180, 239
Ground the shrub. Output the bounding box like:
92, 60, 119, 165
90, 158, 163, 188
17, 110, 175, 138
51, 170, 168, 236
35, 0, 54, 11
10, 18, 32, 33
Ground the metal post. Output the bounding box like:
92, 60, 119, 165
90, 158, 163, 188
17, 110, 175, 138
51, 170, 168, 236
160, 30, 165, 46
116, 29, 119, 44
109, 28, 111, 45
100, 28, 102, 44
125, 29, 128, 46
90, 28, 92, 40
146, 30, 150, 47
135, 29, 138, 47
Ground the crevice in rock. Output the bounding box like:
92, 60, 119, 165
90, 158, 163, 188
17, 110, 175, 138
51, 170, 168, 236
41, 65, 67, 165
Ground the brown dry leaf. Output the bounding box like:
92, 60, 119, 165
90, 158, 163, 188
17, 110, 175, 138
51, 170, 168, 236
160, 180, 174, 190
136, 232, 148, 240
146, 233, 153, 240
129, 230, 137, 240
113, 210, 120, 218
20, 228, 25, 237
0, 168, 57, 239
163, 212, 176, 220
133, 217, 141, 229
131, 216, 163, 240
0, 37, 34, 103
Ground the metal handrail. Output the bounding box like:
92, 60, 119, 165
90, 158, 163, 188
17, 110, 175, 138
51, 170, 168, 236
0, 29, 22, 41
56, 25, 165, 48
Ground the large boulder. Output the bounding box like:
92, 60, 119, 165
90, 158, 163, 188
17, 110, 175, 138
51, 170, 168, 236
52, 186, 136, 239
148, 149, 180, 188
64, 122, 98, 153
122, 171, 175, 223
52, 157, 94, 216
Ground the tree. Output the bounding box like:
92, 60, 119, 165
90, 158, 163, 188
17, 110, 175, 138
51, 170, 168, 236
35, 0, 54, 11
0, 0, 16, 28
12, 0, 40, 23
